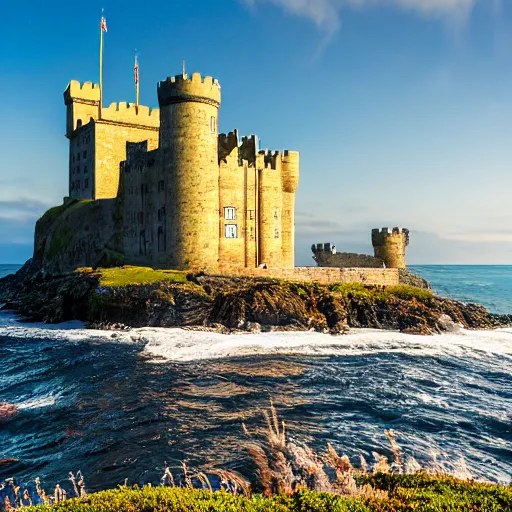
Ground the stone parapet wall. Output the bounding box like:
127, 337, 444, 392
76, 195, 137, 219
219, 267, 399, 286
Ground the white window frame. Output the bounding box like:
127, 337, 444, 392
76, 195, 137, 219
225, 224, 237, 239
224, 206, 236, 220
210, 116, 217, 134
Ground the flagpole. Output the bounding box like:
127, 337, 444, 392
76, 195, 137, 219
99, 14, 104, 119
135, 54, 140, 108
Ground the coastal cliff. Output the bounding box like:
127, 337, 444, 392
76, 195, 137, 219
1, 264, 509, 335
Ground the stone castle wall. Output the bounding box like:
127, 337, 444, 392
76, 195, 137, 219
94, 121, 158, 200
231, 267, 400, 286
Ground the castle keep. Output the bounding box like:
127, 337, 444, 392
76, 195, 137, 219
64, 72, 299, 272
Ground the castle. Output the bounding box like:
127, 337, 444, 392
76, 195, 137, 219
47, 68, 406, 286
64, 72, 299, 272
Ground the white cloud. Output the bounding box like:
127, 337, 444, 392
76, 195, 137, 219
242, 0, 477, 35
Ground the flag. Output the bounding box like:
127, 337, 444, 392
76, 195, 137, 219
101, 16, 108, 33
134, 56, 139, 85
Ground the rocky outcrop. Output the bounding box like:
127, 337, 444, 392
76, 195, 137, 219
1, 270, 510, 335
398, 269, 431, 290
33, 199, 123, 275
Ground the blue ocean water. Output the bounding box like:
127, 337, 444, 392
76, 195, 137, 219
410, 265, 512, 315
0, 264, 22, 280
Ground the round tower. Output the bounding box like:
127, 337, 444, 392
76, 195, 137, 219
371, 227, 409, 269
157, 73, 221, 271
281, 151, 300, 268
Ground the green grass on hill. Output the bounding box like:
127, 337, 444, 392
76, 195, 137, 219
25, 474, 512, 511
327, 282, 434, 304
80, 266, 189, 287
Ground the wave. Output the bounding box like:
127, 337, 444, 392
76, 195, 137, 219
1, 311, 511, 363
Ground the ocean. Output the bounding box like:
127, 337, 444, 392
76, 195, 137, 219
0, 264, 511, 496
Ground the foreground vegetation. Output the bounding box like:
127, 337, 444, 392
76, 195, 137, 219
10, 476, 509, 512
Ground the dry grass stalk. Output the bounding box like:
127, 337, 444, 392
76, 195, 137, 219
181, 462, 193, 489
208, 469, 252, 498
161, 464, 176, 487
372, 452, 392, 474
359, 455, 368, 474
35, 477, 51, 505
4, 496, 13, 511
385, 430, 403, 473
405, 456, 422, 474
22, 489, 32, 507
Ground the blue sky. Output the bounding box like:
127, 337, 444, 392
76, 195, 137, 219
1, 0, 511, 265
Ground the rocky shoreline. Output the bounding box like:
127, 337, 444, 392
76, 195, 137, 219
1, 261, 511, 336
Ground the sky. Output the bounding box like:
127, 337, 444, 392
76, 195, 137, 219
1, 0, 512, 265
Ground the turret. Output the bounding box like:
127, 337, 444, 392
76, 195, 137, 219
63, 80, 100, 137
372, 227, 409, 269
281, 151, 300, 267
157, 72, 221, 271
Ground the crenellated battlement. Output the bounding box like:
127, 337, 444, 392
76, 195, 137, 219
101, 102, 160, 128
64, 80, 100, 105
259, 149, 283, 170
157, 72, 221, 107
218, 130, 239, 163
372, 227, 410, 245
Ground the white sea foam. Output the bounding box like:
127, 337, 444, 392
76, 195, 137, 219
17, 395, 57, 410
1, 311, 511, 363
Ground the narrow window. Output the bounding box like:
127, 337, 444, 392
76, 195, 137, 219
224, 207, 236, 220
274, 230, 280, 239
84, 178, 89, 188
158, 180, 165, 192
225, 224, 237, 239
248, 210, 255, 221
84, 165, 88, 174
274, 211, 279, 220
158, 206, 166, 223
158, 226, 166, 252
77, 152, 80, 161
210, 116, 217, 134
83, 151, 87, 159
139, 230, 146, 255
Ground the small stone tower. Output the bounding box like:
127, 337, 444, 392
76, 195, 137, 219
157, 73, 222, 271
372, 227, 409, 269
